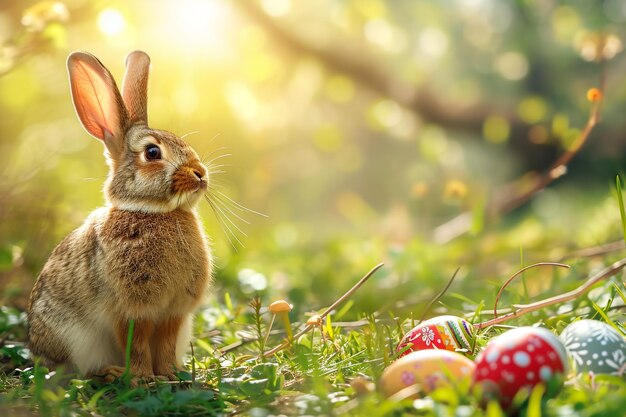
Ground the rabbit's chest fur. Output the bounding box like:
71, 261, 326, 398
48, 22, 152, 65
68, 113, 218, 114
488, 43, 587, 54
95, 207, 212, 319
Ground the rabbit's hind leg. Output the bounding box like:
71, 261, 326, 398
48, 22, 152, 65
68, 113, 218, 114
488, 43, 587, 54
66, 315, 122, 375
27, 308, 71, 369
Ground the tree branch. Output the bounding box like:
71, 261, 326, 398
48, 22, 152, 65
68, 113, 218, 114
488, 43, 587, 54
434, 61, 606, 243
235, 2, 522, 133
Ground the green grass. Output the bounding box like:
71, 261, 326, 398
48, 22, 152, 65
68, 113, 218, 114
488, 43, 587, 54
0, 243, 625, 416
1, 186, 626, 416
615, 175, 626, 244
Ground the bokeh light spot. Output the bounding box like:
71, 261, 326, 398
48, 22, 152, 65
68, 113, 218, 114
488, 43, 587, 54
22, 1, 69, 32
336, 192, 374, 222
551, 114, 569, 137
483, 116, 510, 144
313, 125, 343, 152
364, 19, 406, 52
261, 0, 291, 17
97, 8, 126, 37
444, 179, 468, 201
172, 0, 231, 47
324, 75, 355, 103
274, 223, 298, 248
517, 96, 548, 124
418, 27, 449, 59
494, 52, 528, 81
419, 126, 448, 162
551, 6, 580, 41
238, 269, 268, 293
225, 82, 259, 123
368, 99, 402, 130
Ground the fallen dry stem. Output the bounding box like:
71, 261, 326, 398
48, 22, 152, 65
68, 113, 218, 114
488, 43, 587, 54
493, 262, 570, 319
418, 267, 461, 323
262, 262, 385, 357
476, 257, 626, 329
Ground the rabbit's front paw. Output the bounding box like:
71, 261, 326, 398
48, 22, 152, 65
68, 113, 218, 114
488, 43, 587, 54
90, 365, 127, 383
154, 364, 185, 381
91, 365, 158, 386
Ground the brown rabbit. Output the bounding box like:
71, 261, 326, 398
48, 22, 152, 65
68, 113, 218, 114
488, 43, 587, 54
27, 50, 213, 381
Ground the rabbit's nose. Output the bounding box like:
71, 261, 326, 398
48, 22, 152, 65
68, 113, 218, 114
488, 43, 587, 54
193, 169, 203, 180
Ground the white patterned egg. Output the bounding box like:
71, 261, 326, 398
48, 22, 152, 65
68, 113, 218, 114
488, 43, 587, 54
560, 319, 626, 377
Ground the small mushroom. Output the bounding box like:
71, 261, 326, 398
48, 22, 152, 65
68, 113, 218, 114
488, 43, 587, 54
306, 313, 324, 345
306, 314, 322, 327
268, 299, 293, 343
350, 376, 375, 396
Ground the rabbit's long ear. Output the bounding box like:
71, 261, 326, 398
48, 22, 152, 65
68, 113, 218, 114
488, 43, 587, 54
67, 52, 128, 158
121, 50, 150, 124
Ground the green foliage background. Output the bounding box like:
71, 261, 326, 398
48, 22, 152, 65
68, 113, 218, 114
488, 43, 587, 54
0, 1, 626, 415
0, 0, 624, 311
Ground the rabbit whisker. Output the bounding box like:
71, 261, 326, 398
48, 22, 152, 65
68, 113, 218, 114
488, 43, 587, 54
204, 195, 242, 249
208, 196, 248, 237
205, 163, 230, 169
202, 146, 229, 163
209, 192, 251, 225
81, 176, 108, 182
180, 131, 200, 140
204, 164, 232, 174
198, 133, 222, 160
211, 189, 267, 218
206, 175, 232, 187
205, 153, 232, 166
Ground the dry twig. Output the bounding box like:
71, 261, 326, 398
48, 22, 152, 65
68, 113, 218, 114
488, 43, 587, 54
493, 262, 570, 319
418, 267, 461, 323
262, 262, 385, 357
476, 257, 626, 329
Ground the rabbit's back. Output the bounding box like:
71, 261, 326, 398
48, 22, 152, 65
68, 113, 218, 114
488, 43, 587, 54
28, 213, 109, 369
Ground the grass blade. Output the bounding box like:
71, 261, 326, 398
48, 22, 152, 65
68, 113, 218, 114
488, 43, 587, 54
122, 319, 135, 382
616, 175, 626, 243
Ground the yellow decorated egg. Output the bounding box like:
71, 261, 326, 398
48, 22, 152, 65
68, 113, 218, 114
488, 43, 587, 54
380, 349, 476, 398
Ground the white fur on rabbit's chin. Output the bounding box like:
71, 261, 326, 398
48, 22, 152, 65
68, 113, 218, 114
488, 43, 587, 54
110, 192, 203, 214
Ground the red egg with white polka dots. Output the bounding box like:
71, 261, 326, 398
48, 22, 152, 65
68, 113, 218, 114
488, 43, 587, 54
473, 327, 568, 409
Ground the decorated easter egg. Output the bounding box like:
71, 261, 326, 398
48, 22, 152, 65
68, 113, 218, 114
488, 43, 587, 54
397, 315, 475, 357
473, 327, 567, 409
560, 319, 626, 377
380, 349, 476, 398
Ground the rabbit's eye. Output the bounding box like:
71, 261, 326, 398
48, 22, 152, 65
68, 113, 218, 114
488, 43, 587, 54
145, 145, 162, 160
